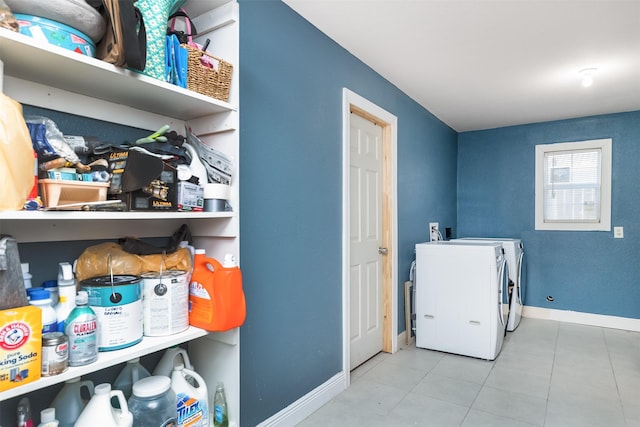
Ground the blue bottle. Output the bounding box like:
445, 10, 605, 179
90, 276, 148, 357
65, 291, 98, 367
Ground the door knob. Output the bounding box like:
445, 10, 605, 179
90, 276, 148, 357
378, 247, 388, 255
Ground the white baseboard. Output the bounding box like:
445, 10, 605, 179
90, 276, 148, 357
257, 372, 347, 427
259, 329, 410, 426
523, 305, 640, 332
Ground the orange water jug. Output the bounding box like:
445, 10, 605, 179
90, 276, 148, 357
189, 250, 246, 331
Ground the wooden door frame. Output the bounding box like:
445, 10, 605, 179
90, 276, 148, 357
342, 88, 398, 384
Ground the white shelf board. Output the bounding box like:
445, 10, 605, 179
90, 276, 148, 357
0, 29, 236, 120
0, 326, 209, 401
0, 210, 234, 221
0, 211, 237, 242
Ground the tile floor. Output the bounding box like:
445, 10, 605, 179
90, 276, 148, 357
298, 317, 640, 426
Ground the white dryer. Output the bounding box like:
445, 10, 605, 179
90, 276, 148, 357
415, 241, 509, 360
457, 238, 524, 331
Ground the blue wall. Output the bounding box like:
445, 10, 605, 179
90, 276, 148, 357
238, 1, 457, 424
458, 111, 640, 317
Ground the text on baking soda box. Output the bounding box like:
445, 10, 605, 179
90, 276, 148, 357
0, 305, 42, 392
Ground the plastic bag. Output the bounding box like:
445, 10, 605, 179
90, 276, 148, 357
0, 94, 36, 210
74, 242, 192, 283
24, 116, 85, 167
0, 235, 29, 309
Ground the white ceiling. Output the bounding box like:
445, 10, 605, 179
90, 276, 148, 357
282, 0, 640, 132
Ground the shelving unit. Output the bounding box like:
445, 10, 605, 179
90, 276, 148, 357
0, 328, 209, 401
0, 0, 240, 425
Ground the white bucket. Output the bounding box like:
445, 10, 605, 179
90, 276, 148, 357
140, 270, 189, 337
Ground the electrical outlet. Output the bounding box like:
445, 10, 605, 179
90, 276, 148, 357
429, 222, 439, 242
614, 226, 624, 238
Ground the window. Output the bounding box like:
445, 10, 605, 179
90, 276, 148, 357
535, 138, 612, 231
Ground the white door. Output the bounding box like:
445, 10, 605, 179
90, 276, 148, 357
349, 112, 383, 370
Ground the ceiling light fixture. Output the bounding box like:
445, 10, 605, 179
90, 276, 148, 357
579, 68, 597, 87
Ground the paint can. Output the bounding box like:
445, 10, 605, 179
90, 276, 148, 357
140, 270, 189, 337
81, 275, 143, 351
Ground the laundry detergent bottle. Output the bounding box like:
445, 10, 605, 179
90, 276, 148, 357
73, 383, 132, 427
188, 251, 246, 332
171, 363, 209, 427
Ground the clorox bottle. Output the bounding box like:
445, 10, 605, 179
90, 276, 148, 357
188, 250, 246, 331
171, 363, 209, 427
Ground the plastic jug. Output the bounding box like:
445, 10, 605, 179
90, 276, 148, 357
49, 377, 94, 427
74, 383, 132, 427
29, 289, 57, 333
113, 358, 151, 401
171, 363, 209, 427
188, 251, 246, 331
152, 346, 193, 377
42, 280, 59, 305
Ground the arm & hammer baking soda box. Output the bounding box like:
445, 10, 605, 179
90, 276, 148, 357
0, 305, 42, 392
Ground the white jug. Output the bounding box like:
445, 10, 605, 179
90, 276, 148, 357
152, 346, 193, 377
74, 383, 132, 427
171, 363, 209, 427
50, 377, 94, 427
112, 358, 150, 401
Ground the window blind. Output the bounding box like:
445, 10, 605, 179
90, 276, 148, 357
543, 148, 601, 222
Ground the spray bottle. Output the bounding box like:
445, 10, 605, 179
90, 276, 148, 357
17, 397, 34, 427
55, 262, 76, 332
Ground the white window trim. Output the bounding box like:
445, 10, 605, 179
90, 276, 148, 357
535, 138, 612, 231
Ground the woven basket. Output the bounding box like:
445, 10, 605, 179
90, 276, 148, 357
183, 44, 233, 102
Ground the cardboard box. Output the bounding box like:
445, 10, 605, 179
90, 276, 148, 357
177, 181, 204, 212
106, 149, 179, 211
116, 163, 178, 211
106, 149, 132, 195
0, 306, 42, 392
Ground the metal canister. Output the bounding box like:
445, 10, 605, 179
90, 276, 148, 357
81, 274, 143, 351
140, 270, 190, 336
41, 332, 68, 376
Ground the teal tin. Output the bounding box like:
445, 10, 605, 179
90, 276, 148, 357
15, 14, 96, 57
81, 275, 143, 351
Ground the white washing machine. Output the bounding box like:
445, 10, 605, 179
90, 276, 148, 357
457, 238, 524, 331
415, 241, 509, 360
